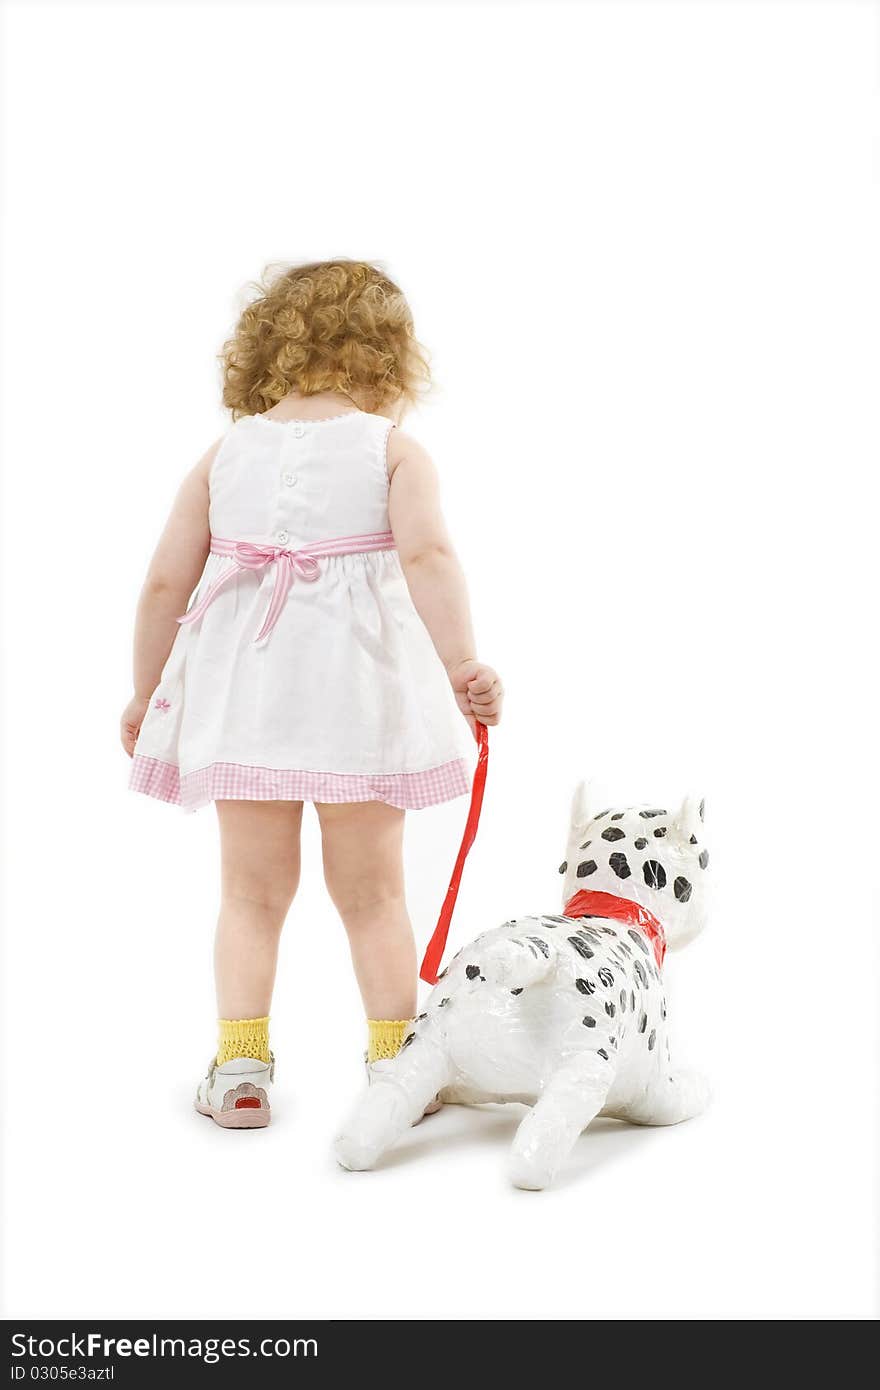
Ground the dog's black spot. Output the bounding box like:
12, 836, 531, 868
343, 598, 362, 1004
609, 852, 631, 879
465, 964, 480, 980
577, 933, 602, 951
699, 850, 709, 870
630, 989, 636, 1011
437, 967, 448, 980
661, 998, 667, 1019
609, 1035, 618, 1048
527, 936, 550, 957
576, 859, 598, 878
595, 809, 612, 819
568, 935, 594, 959
416, 1012, 428, 1022
627, 928, 650, 954
583, 1015, 596, 1028
605, 1001, 616, 1018
617, 940, 633, 958
674, 876, 692, 902
634, 837, 648, 849
648, 1029, 657, 1051
600, 925, 617, 936
690, 834, 698, 845
633, 959, 649, 988
541, 915, 567, 926
639, 809, 667, 819
400, 1033, 415, 1049
610, 812, 625, 821
576, 977, 596, 995
619, 989, 627, 1011
558, 861, 567, 874
439, 997, 450, 1007
639, 1012, 648, 1033
597, 1048, 609, 1060
511, 987, 524, 996
643, 859, 666, 890
598, 966, 614, 987
699, 799, 705, 821
601, 826, 625, 842
653, 826, 667, 838
579, 840, 591, 850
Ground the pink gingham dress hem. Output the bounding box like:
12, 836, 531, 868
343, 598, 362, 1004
130, 754, 470, 813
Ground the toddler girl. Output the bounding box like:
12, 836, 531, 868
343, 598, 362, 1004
121, 260, 503, 1127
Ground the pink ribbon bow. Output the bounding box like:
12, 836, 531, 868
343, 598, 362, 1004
178, 541, 320, 643
178, 531, 395, 643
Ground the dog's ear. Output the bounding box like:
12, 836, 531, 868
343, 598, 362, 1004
675, 793, 705, 842
568, 780, 591, 838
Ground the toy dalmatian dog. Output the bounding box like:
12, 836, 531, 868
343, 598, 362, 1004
335, 786, 712, 1189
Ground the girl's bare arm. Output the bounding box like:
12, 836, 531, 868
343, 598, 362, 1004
387, 429, 503, 728
120, 441, 218, 754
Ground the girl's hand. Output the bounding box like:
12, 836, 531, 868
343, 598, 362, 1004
448, 660, 504, 729
120, 694, 149, 757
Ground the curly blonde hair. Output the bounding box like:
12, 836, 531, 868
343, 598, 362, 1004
220, 260, 431, 419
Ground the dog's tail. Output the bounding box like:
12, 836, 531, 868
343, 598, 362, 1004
478, 932, 557, 992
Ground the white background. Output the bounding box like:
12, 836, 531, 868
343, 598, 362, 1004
1, 0, 878, 1321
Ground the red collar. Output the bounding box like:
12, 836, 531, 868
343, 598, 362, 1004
563, 889, 667, 969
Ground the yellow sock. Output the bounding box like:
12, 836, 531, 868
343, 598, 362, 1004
217, 1016, 270, 1066
367, 1018, 410, 1063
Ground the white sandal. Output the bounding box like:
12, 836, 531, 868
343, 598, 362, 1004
195, 1055, 273, 1129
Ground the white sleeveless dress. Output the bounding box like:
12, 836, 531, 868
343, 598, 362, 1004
130, 410, 470, 811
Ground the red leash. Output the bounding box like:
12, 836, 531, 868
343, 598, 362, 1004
419, 721, 489, 984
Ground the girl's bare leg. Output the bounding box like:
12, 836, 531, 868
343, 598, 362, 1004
214, 801, 304, 1018
317, 801, 416, 1020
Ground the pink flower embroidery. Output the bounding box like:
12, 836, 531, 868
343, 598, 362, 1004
154, 697, 171, 712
